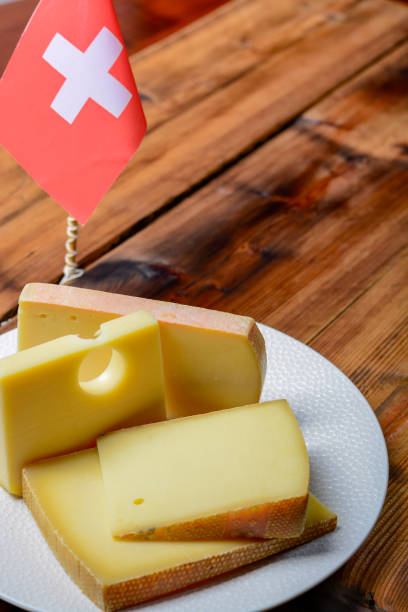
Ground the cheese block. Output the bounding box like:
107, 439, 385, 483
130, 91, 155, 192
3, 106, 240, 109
0, 312, 165, 496
97, 400, 309, 541
18, 283, 266, 418
23, 448, 336, 612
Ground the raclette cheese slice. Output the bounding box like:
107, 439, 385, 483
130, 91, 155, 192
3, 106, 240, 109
22, 448, 336, 612
97, 400, 310, 541
0, 312, 165, 496
18, 283, 266, 418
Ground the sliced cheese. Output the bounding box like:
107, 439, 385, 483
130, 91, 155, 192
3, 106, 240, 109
97, 400, 309, 540
0, 312, 165, 496
23, 448, 336, 612
18, 283, 266, 418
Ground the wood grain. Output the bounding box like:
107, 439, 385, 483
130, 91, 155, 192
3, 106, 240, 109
1, 0, 408, 321
132, 0, 331, 129
312, 249, 408, 411
0, 0, 230, 75
72, 43, 408, 336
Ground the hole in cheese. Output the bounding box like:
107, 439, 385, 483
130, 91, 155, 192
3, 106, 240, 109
18, 284, 266, 419
79, 347, 126, 396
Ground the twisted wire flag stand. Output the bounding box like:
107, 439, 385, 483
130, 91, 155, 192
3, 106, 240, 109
59, 216, 84, 284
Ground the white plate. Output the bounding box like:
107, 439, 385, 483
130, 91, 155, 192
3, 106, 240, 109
0, 324, 388, 612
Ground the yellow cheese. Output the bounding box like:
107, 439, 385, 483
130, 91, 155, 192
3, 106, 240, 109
23, 448, 336, 612
18, 283, 266, 418
97, 400, 309, 541
0, 312, 165, 496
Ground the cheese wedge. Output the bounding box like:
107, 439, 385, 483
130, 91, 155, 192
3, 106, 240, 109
23, 448, 336, 612
97, 400, 309, 541
18, 283, 266, 418
0, 312, 165, 496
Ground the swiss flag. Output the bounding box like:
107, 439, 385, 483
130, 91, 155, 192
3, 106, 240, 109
0, 0, 147, 224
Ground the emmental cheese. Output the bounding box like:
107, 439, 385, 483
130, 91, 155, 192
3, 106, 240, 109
18, 283, 266, 418
22, 448, 337, 612
97, 400, 310, 541
0, 312, 165, 496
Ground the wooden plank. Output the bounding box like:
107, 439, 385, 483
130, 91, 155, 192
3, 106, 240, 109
114, 0, 232, 56
309, 250, 408, 612
311, 249, 408, 411
1, 0, 407, 321
70, 43, 408, 339
132, 0, 332, 129
0, 0, 231, 75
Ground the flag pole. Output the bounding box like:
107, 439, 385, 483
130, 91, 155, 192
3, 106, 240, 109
59, 216, 84, 284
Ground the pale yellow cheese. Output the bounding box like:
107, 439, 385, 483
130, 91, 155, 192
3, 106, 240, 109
0, 312, 165, 496
97, 400, 310, 540
18, 283, 266, 418
23, 448, 336, 612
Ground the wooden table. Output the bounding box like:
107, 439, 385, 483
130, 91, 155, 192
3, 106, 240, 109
1, 0, 407, 610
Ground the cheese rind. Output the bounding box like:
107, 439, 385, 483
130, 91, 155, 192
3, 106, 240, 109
0, 312, 165, 496
22, 448, 336, 612
18, 283, 266, 418
97, 400, 310, 540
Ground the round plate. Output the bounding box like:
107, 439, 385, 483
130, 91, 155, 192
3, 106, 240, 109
0, 324, 388, 612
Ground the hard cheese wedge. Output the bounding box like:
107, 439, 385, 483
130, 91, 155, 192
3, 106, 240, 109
0, 312, 165, 496
23, 448, 336, 612
97, 400, 309, 541
18, 283, 266, 418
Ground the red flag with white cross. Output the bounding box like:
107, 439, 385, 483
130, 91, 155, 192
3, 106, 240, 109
0, 0, 146, 225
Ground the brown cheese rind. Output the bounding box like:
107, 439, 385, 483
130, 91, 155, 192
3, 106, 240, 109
18, 284, 266, 419
248, 319, 267, 390
23, 469, 335, 612
105, 516, 337, 612
120, 495, 308, 541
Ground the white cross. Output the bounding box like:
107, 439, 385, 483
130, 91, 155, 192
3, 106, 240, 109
42, 27, 132, 124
